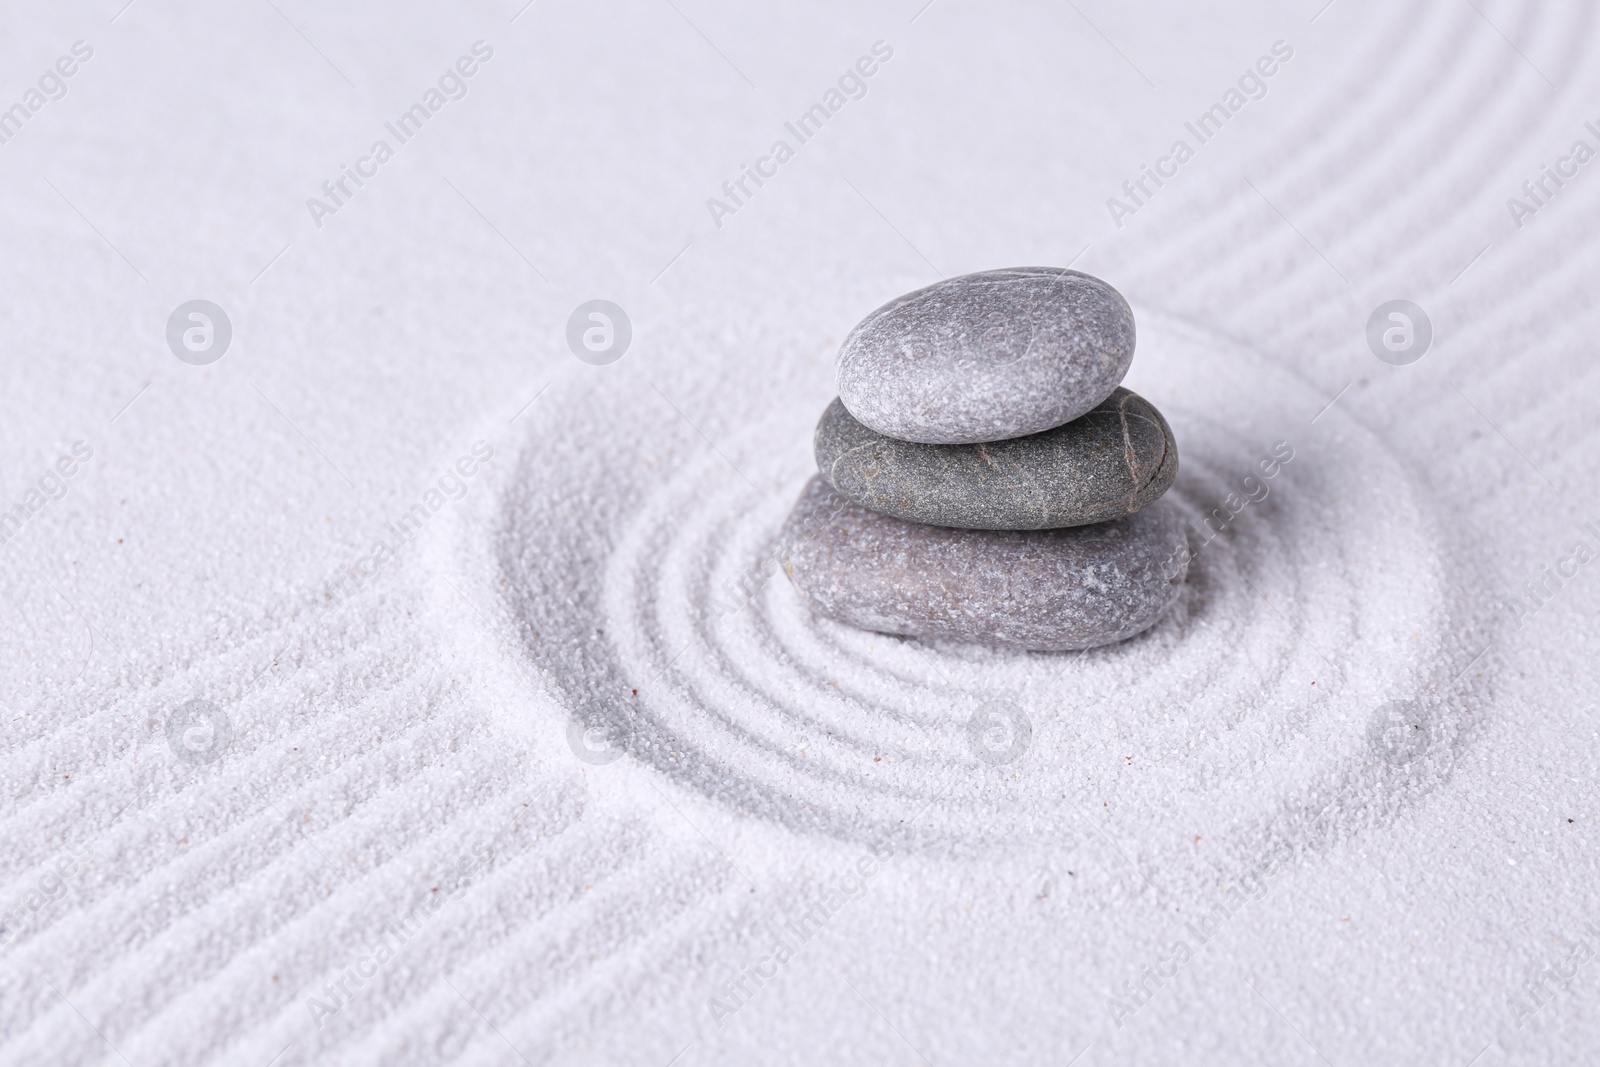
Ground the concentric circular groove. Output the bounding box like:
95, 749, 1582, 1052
499, 314, 1480, 867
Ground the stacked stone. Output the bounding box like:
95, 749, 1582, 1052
779, 267, 1189, 651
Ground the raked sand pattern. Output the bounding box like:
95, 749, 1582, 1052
4, 2, 1600, 1065
498, 313, 1490, 873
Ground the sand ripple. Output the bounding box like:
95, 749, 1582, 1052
499, 314, 1487, 869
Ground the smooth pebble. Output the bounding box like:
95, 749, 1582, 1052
779, 477, 1188, 651
836, 267, 1136, 444
815, 386, 1177, 530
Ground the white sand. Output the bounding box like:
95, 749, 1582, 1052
3, 2, 1599, 1064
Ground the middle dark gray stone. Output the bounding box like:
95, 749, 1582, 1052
814, 386, 1178, 530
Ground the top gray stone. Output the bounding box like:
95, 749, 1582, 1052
836, 267, 1136, 444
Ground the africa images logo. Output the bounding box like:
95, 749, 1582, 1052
166, 300, 233, 365
1366, 300, 1432, 366
565, 300, 631, 366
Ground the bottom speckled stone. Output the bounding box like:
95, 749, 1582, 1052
779, 477, 1188, 651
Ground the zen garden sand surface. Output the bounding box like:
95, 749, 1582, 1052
3, 4, 1599, 1066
